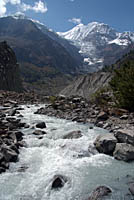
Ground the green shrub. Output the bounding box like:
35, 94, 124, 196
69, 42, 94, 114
91, 86, 112, 107
110, 64, 134, 111
49, 96, 57, 104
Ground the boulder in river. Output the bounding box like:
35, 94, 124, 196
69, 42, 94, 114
88, 185, 112, 200
36, 122, 46, 129
114, 129, 134, 146
129, 182, 134, 195
1, 145, 18, 162
18, 122, 28, 128
94, 134, 117, 155
113, 143, 134, 162
33, 130, 47, 135
0, 167, 6, 173
51, 175, 67, 189
63, 130, 82, 139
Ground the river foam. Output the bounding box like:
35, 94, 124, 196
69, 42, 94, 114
0, 105, 133, 200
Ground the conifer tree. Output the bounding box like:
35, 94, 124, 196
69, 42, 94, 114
110, 62, 134, 111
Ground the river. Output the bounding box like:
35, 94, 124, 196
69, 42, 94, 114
0, 105, 134, 200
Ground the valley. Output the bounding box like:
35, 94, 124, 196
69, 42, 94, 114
0, 10, 134, 200
0, 14, 134, 95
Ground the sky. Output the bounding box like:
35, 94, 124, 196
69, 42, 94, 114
0, 0, 134, 32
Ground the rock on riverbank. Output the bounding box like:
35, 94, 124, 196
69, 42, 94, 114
35, 95, 134, 133
0, 105, 27, 173
0, 90, 46, 105
0, 90, 50, 173
34, 95, 134, 162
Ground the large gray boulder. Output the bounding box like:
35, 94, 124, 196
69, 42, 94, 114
1, 145, 18, 162
114, 129, 134, 146
113, 143, 134, 161
94, 134, 117, 155
97, 111, 109, 121
88, 185, 112, 200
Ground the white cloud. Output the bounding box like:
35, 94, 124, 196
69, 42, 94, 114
68, 17, 82, 24
9, 0, 21, 5
20, 3, 31, 12
33, 1, 47, 13
21, 1, 47, 13
0, 0, 7, 17
0, 0, 21, 17
0, 0, 47, 17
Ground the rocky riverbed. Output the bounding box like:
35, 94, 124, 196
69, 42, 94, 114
0, 91, 134, 199
0, 106, 24, 173
35, 95, 134, 163
35, 95, 134, 133
0, 90, 44, 173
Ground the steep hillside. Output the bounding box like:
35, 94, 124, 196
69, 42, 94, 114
0, 41, 23, 92
102, 49, 134, 71
33, 20, 83, 67
60, 50, 134, 100
0, 16, 80, 73
60, 71, 111, 99
0, 16, 81, 94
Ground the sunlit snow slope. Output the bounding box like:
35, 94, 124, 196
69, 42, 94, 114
58, 22, 134, 71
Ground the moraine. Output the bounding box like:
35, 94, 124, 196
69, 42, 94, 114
0, 104, 134, 200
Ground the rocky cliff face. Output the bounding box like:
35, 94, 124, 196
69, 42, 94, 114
60, 71, 112, 99
0, 41, 23, 92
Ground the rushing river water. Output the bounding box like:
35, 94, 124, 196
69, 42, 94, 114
0, 105, 134, 200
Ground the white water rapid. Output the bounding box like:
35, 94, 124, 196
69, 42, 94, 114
0, 105, 134, 200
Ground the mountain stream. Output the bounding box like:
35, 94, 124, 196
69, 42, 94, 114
0, 105, 134, 200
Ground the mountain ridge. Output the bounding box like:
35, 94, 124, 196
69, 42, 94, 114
57, 22, 134, 71
0, 16, 80, 73
0, 14, 134, 95
4, 14, 134, 73
0, 15, 83, 94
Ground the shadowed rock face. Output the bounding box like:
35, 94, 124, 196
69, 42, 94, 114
0, 41, 23, 92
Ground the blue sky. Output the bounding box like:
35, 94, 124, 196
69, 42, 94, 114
0, 0, 134, 32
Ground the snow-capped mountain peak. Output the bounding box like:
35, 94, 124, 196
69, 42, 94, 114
58, 22, 117, 41
5, 15, 134, 73
57, 22, 134, 71
57, 23, 85, 41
